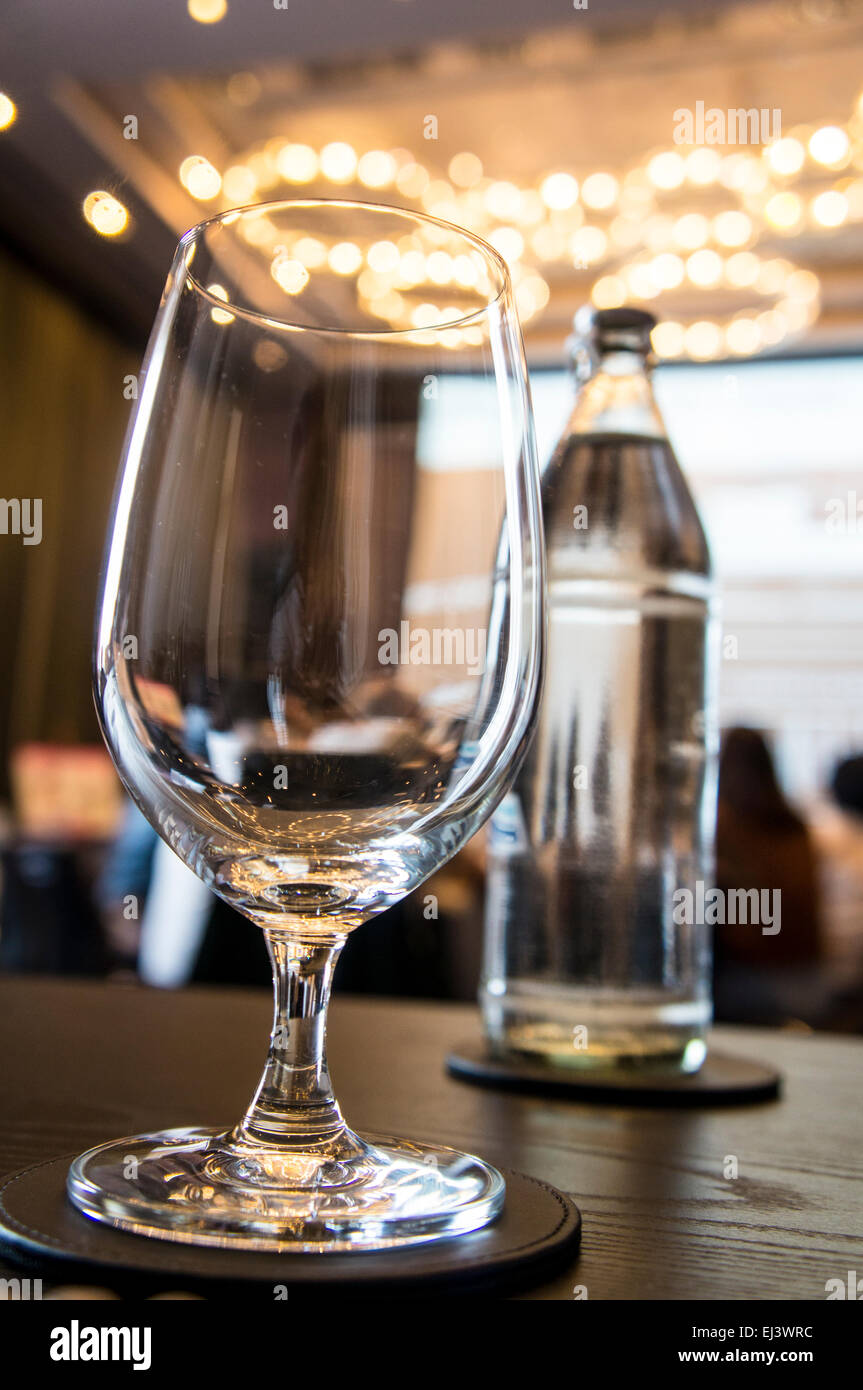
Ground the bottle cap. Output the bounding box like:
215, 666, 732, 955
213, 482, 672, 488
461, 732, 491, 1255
572, 305, 656, 354
566, 306, 656, 379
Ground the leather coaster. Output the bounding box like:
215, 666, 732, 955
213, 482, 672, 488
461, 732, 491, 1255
0, 1154, 581, 1297
447, 1042, 781, 1106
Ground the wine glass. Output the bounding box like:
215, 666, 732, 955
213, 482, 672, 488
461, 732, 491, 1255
68, 198, 544, 1252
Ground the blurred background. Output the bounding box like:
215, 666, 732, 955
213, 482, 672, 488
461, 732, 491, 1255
1, 0, 862, 1031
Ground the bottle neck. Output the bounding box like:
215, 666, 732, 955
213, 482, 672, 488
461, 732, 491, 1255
567, 348, 666, 439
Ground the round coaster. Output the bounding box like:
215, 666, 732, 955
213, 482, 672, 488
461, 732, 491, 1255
447, 1042, 781, 1106
0, 1152, 581, 1296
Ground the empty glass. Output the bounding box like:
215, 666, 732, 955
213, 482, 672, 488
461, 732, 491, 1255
67, 199, 544, 1251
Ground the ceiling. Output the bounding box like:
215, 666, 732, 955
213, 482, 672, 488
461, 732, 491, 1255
3, 0, 719, 81
2, 0, 863, 360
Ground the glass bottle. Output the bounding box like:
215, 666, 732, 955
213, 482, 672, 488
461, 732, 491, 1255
481, 306, 719, 1073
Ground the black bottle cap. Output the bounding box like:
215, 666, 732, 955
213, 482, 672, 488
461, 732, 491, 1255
573, 305, 656, 353
568, 305, 656, 376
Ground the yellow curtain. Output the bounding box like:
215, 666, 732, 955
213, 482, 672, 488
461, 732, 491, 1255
0, 248, 139, 798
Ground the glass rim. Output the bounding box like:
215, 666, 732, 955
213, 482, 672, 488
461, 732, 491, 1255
178, 196, 512, 338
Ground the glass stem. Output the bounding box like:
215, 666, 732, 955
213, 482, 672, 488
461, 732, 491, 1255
234, 932, 347, 1149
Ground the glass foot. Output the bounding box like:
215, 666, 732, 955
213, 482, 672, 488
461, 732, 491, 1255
67, 1127, 505, 1253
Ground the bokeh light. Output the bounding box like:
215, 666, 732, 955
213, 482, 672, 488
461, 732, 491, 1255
319, 142, 357, 183
188, 0, 227, 22
540, 172, 579, 211
180, 155, 222, 200
0, 93, 17, 131
82, 191, 129, 237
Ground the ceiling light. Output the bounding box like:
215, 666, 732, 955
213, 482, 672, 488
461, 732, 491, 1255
188, 0, 227, 22
725, 318, 761, 355
452, 254, 479, 288
785, 269, 820, 302
328, 241, 362, 275
368, 290, 405, 321
222, 165, 257, 203
764, 137, 805, 177
581, 172, 618, 210
685, 321, 721, 359
755, 259, 790, 295
725, 251, 760, 287
808, 126, 850, 168
684, 148, 722, 185
591, 275, 627, 309
271, 257, 310, 294
626, 263, 660, 300
811, 189, 848, 227
357, 150, 397, 188
395, 163, 429, 199
0, 93, 17, 131
672, 213, 709, 250
487, 181, 526, 218
247, 151, 278, 190
489, 226, 525, 263
646, 152, 685, 190
448, 152, 483, 188
650, 253, 685, 289
426, 250, 454, 284
82, 190, 128, 237
713, 210, 752, 247
206, 284, 234, 324
686, 249, 722, 286
756, 308, 787, 345
412, 303, 441, 329
180, 155, 221, 200
396, 251, 426, 287
720, 153, 767, 193
764, 191, 803, 230
420, 179, 453, 212
571, 226, 607, 265
367, 240, 400, 273
651, 321, 685, 358
539, 172, 579, 211
516, 275, 549, 316
293, 236, 327, 267
276, 144, 318, 183
319, 142, 357, 183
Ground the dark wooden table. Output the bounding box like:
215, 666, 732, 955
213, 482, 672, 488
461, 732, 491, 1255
1, 976, 861, 1300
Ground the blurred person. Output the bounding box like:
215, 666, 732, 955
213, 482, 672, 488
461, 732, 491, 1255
713, 726, 823, 1025
806, 754, 863, 1025
95, 799, 156, 968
